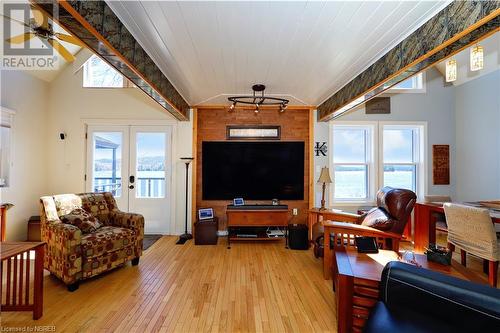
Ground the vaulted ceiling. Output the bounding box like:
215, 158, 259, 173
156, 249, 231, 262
106, 0, 450, 106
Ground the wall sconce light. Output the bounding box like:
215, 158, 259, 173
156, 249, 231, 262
446, 59, 457, 82
470, 44, 484, 71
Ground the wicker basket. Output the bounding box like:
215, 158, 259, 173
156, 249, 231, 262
425, 244, 452, 266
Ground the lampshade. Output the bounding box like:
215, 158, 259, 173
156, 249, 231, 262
446, 59, 457, 82
317, 167, 332, 184
470, 44, 484, 71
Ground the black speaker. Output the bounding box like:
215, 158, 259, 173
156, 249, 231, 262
288, 224, 309, 250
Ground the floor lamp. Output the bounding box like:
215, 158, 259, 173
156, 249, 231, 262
177, 157, 194, 245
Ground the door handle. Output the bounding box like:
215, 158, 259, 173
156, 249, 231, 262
129, 175, 135, 183
129, 185, 134, 189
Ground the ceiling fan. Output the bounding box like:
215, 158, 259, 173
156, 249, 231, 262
3, 6, 83, 62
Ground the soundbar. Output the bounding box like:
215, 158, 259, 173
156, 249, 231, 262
227, 204, 288, 210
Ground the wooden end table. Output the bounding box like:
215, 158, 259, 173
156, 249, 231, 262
1, 241, 45, 319
334, 248, 488, 333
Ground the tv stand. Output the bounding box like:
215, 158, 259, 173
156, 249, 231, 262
226, 204, 289, 249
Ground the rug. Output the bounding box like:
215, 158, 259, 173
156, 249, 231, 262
143, 234, 163, 251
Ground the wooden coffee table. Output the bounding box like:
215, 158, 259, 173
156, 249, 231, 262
334, 248, 488, 333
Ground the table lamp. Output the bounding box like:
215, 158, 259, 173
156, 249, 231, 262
317, 167, 332, 211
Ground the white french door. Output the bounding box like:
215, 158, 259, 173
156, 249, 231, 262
86, 125, 172, 234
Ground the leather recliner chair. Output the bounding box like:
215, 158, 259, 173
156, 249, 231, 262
313, 187, 416, 258
363, 261, 500, 332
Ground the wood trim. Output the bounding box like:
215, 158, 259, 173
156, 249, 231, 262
33, 1, 189, 120
318, 4, 500, 121
194, 104, 316, 110
322, 26, 500, 121
408, 10, 500, 68
308, 108, 315, 209
57, 1, 185, 118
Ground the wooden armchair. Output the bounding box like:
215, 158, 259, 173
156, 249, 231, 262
313, 187, 417, 256
317, 187, 416, 279
327, 221, 403, 251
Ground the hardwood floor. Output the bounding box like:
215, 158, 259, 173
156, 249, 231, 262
2, 235, 497, 332
1, 237, 336, 332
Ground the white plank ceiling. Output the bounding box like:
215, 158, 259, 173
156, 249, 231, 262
106, 1, 450, 106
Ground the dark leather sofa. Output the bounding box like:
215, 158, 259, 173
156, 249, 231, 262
313, 187, 416, 257
363, 261, 500, 333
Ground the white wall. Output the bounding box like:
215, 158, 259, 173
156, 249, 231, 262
455, 69, 500, 201
313, 115, 330, 207
314, 68, 456, 211
47, 50, 193, 235
0, 50, 193, 240
314, 67, 500, 210
0, 70, 49, 241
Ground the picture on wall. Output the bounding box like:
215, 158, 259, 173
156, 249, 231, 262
433, 145, 450, 185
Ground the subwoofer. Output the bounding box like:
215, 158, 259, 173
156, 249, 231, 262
288, 224, 309, 250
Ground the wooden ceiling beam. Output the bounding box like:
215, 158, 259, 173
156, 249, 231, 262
318, 1, 500, 121
194, 104, 316, 110
32, 0, 190, 121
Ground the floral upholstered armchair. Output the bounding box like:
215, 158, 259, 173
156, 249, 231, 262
40, 192, 144, 291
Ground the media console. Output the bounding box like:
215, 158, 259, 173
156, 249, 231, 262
226, 204, 289, 249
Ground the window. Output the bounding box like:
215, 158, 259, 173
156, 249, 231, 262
382, 125, 422, 192
331, 124, 375, 202
330, 122, 426, 205
83, 55, 127, 88
385, 73, 425, 93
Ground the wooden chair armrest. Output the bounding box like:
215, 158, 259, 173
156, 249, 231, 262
319, 211, 361, 224
333, 211, 362, 220
323, 221, 402, 239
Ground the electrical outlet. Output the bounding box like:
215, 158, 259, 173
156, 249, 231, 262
292, 208, 298, 216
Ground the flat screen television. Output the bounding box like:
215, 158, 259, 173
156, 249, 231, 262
202, 141, 304, 200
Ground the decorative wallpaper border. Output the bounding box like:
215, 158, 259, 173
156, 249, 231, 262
34, 0, 190, 121
318, 1, 500, 121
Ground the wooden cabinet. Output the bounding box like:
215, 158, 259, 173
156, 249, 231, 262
226, 205, 289, 248
227, 210, 288, 227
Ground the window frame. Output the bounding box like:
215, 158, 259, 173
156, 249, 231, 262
329, 121, 377, 205
379, 122, 427, 198
385, 72, 426, 94
83, 55, 132, 89
329, 121, 427, 206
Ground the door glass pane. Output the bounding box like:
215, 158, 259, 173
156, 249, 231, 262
383, 129, 414, 163
334, 165, 367, 199
136, 132, 166, 198
384, 165, 416, 191
92, 132, 122, 197
333, 129, 366, 163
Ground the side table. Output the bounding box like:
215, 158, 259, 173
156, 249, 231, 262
334, 248, 487, 333
1, 241, 45, 319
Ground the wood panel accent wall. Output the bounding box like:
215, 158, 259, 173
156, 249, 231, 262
195, 107, 312, 231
